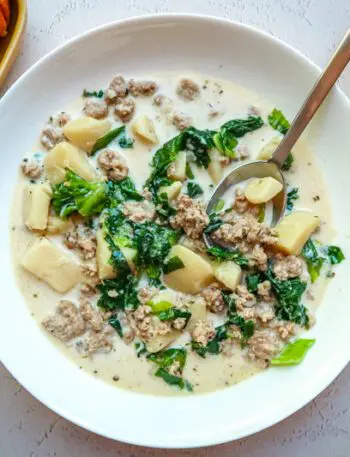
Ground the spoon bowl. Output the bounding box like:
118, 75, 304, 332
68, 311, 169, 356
204, 160, 286, 249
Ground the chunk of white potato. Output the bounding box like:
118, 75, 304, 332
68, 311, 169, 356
213, 261, 242, 291
208, 149, 223, 184
187, 298, 207, 331
244, 177, 283, 204
96, 229, 116, 280
151, 289, 177, 306
46, 216, 74, 234
132, 115, 158, 145
164, 245, 214, 294
120, 246, 138, 275
63, 117, 111, 152
167, 150, 186, 181
257, 136, 282, 160
158, 181, 182, 201
146, 330, 181, 353
23, 182, 52, 231
44, 142, 96, 184
276, 211, 320, 255
21, 238, 80, 293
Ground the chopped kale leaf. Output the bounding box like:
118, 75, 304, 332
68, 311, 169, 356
187, 181, 204, 198
207, 246, 249, 267
286, 187, 299, 211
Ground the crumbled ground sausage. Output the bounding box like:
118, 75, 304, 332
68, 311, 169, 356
235, 144, 250, 160
52, 112, 71, 127
176, 78, 200, 101
81, 262, 100, 286
191, 320, 215, 347
98, 149, 129, 181
255, 302, 275, 323
131, 305, 171, 341
128, 79, 158, 97
247, 328, 283, 366
231, 285, 256, 310
80, 283, 97, 297
172, 317, 187, 330
79, 299, 105, 331
114, 98, 136, 122
270, 319, 296, 341
137, 286, 159, 305
40, 125, 64, 150
172, 111, 192, 131
200, 285, 225, 314
250, 245, 268, 271
42, 300, 85, 341
82, 326, 114, 354
65, 224, 97, 260
273, 255, 303, 280
21, 158, 43, 179
180, 236, 207, 254
170, 195, 209, 239
105, 75, 127, 103
84, 98, 108, 119
153, 94, 172, 108
123, 200, 156, 223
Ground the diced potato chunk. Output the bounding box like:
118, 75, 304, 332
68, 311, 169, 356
257, 136, 282, 160
96, 229, 116, 280
168, 150, 186, 181
21, 238, 80, 293
158, 181, 182, 201
244, 177, 283, 204
187, 298, 207, 331
208, 149, 223, 184
132, 115, 158, 145
44, 142, 96, 184
63, 117, 111, 152
146, 330, 181, 353
151, 289, 177, 306
276, 211, 320, 255
46, 216, 74, 234
23, 182, 52, 231
213, 261, 242, 291
164, 245, 214, 294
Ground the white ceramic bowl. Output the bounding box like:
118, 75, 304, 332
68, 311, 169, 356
0, 14, 349, 449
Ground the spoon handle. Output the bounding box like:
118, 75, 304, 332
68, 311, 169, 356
271, 28, 350, 168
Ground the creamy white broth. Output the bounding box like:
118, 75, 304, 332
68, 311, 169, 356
11, 72, 335, 395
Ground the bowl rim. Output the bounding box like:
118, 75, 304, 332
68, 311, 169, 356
1, 13, 349, 448
0, 0, 27, 88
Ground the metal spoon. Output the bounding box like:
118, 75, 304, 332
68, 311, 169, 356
204, 28, 350, 249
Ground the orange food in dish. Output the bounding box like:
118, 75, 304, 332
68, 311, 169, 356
0, 0, 10, 37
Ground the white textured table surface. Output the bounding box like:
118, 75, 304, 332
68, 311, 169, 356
1, 1, 349, 456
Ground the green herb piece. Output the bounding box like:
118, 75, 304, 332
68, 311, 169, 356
117, 129, 134, 149
268, 109, 294, 169
146, 265, 162, 287
97, 275, 140, 311
107, 177, 143, 206
212, 130, 238, 158
207, 246, 249, 267
204, 212, 223, 234
52, 170, 107, 218
163, 256, 185, 274
257, 204, 265, 222
246, 273, 264, 293
157, 307, 191, 324
228, 314, 255, 344
185, 162, 194, 179
108, 315, 123, 337
134, 222, 179, 268
91, 126, 126, 155
222, 291, 236, 314
192, 324, 228, 357
268, 109, 290, 135
213, 199, 225, 212
302, 239, 325, 283
326, 246, 345, 265
83, 89, 104, 98
286, 187, 299, 211
147, 348, 192, 391
187, 181, 204, 198
135, 341, 148, 358
281, 152, 294, 171
149, 300, 173, 313
266, 267, 308, 326
271, 339, 315, 366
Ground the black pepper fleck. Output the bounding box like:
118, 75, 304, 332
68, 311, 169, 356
313, 195, 320, 202
219, 90, 224, 95
93, 370, 98, 374
113, 375, 120, 382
